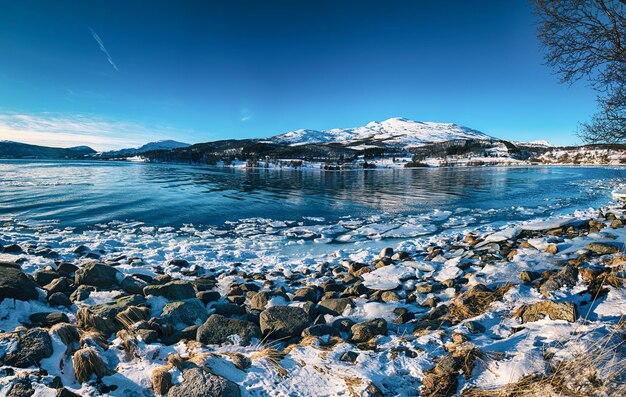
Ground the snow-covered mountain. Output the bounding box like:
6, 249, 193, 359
270, 117, 494, 148
101, 140, 190, 157
513, 140, 554, 148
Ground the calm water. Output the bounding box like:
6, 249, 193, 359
0, 159, 623, 228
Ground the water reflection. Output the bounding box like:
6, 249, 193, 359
0, 159, 620, 227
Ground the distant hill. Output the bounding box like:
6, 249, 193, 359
98, 140, 190, 158
0, 141, 96, 159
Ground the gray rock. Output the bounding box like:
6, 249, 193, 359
197, 314, 261, 346
586, 242, 620, 255
33, 270, 60, 287
120, 276, 146, 295
260, 306, 309, 339
301, 324, 340, 337
0, 264, 39, 302
74, 263, 120, 287
197, 291, 221, 304
3, 328, 53, 368
379, 247, 394, 258
167, 367, 240, 397
160, 299, 208, 331
48, 292, 72, 307
293, 287, 318, 302
516, 300, 577, 323
250, 291, 289, 310
350, 318, 387, 343
519, 271, 541, 283
540, 265, 578, 296
317, 297, 354, 316
212, 302, 246, 317
340, 351, 359, 363
43, 277, 71, 294
29, 312, 69, 327
463, 320, 485, 334
144, 281, 196, 300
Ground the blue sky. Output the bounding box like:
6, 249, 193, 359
0, 1, 598, 150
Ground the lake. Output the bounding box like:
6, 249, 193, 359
0, 160, 622, 231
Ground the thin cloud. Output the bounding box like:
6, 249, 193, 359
89, 28, 119, 71
0, 113, 190, 151
240, 107, 253, 122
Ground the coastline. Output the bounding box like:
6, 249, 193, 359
0, 185, 625, 396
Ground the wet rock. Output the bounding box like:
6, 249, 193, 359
75, 263, 120, 287
586, 242, 620, 255
350, 318, 387, 343
29, 312, 69, 327
144, 281, 196, 300
197, 314, 261, 346
3, 328, 53, 368
260, 306, 309, 339
167, 367, 240, 397
318, 297, 354, 316
160, 299, 208, 331
0, 264, 39, 302
515, 300, 577, 323
540, 265, 578, 296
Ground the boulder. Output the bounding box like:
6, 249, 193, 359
167, 367, 240, 397
160, 299, 208, 331
74, 263, 120, 287
540, 265, 578, 296
259, 306, 309, 339
144, 281, 195, 300
29, 312, 69, 327
250, 291, 289, 310
350, 318, 387, 343
76, 295, 145, 336
515, 300, 577, 323
317, 297, 354, 316
0, 264, 39, 302
2, 328, 53, 368
197, 314, 261, 346
585, 242, 620, 255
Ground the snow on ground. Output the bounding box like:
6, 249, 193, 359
0, 180, 625, 396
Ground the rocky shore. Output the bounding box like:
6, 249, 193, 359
1, 206, 625, 396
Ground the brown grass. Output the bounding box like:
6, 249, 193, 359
50, 323, 80, 352
250, 346, 288, 377
72, 347, 110, 383
115, 306, 149, 330
151, 365, 172, 396
447, 283, 516, 323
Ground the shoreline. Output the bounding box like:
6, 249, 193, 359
0, 192, 625, 395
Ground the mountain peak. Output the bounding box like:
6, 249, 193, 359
272, 117, 494, 147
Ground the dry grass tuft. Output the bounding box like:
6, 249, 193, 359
50, 323, 80, 352
116, 329, 138, 355
250, 346, 288, 377
115, 306, 149, 330
79, 330, 109, 350
462, 322, 626, 397
72, 347, 110, 383
151, 365, 172, 396
166, 353, 184, 370
447, 283, 515, 323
